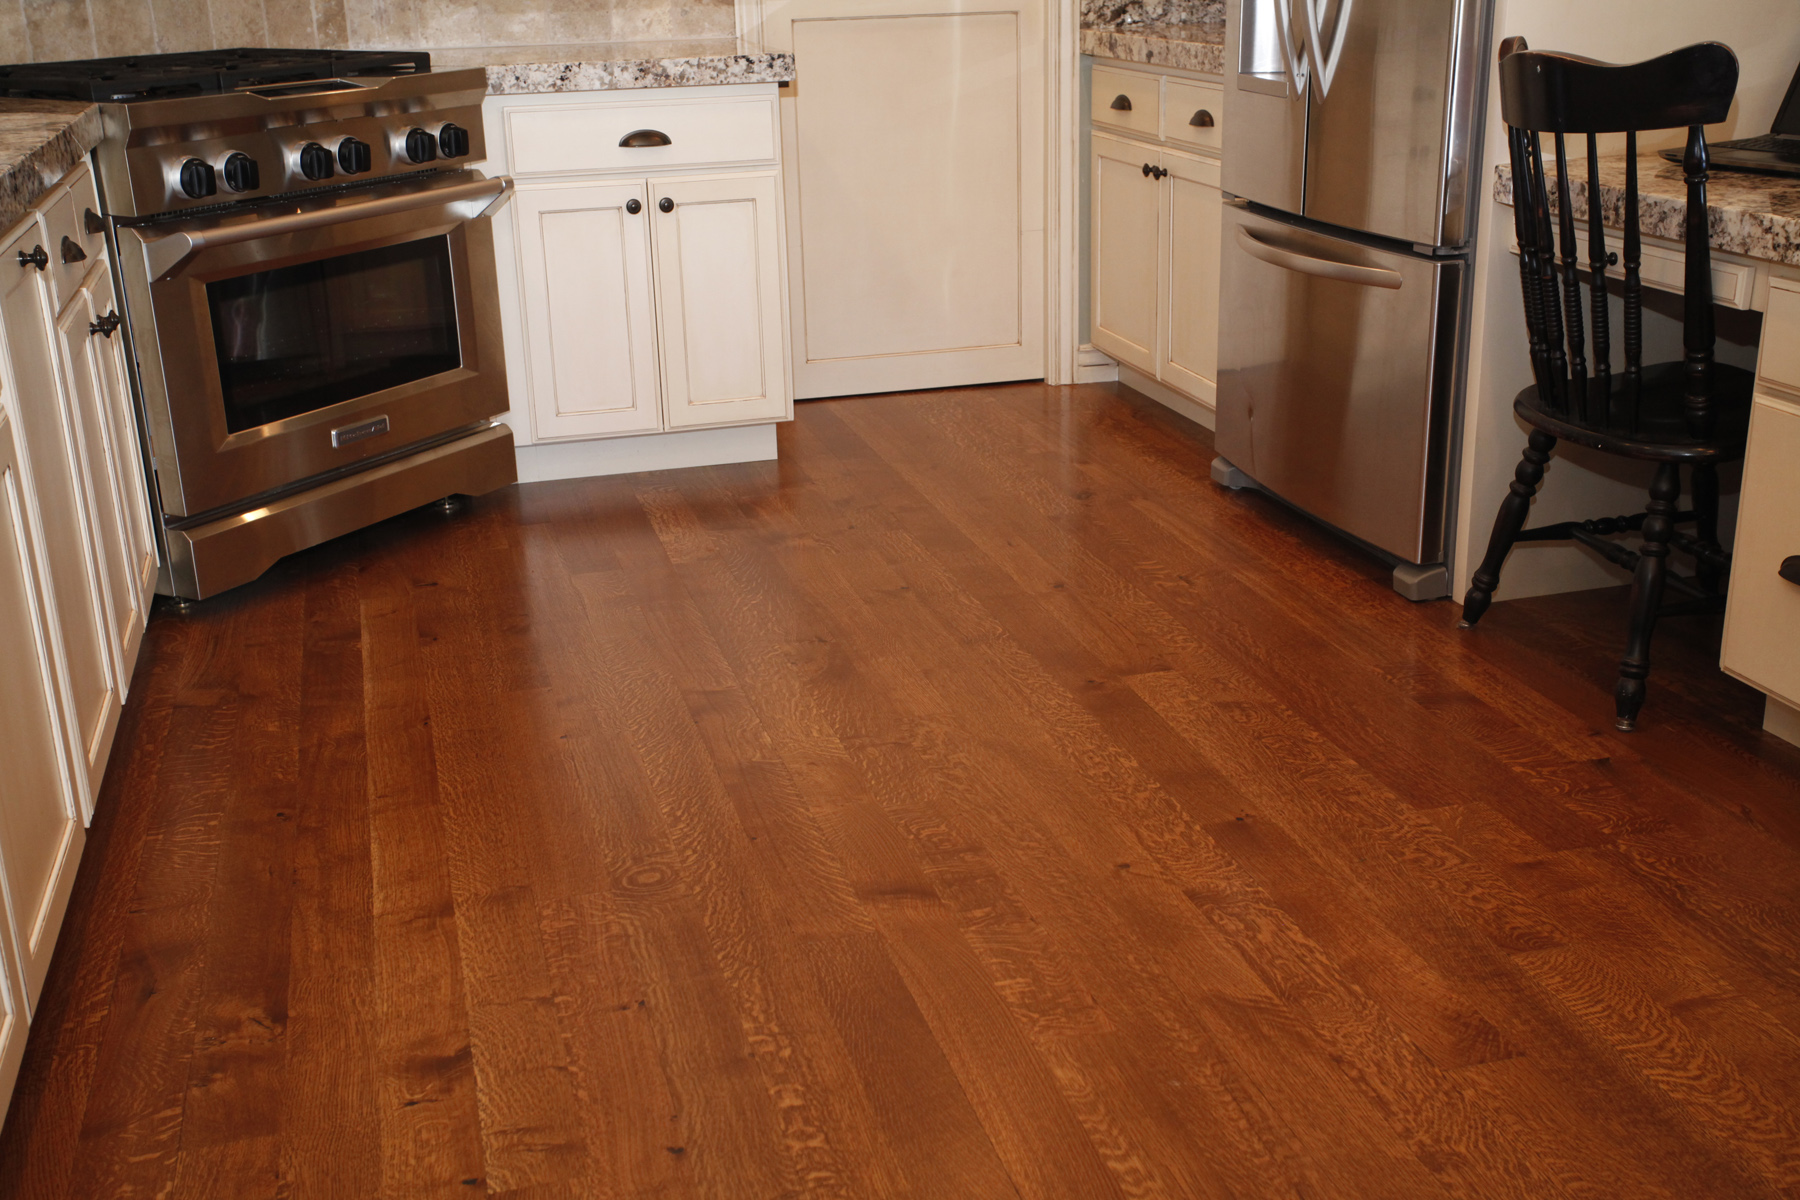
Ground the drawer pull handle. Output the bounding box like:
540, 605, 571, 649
1190, 108, 1216, 127
84, 208, 106, 235
61, 235, 86, 264
1780, 556, 1800, 586
88, 310, 121, 338
619, 128, 673, 148
1110, 94, 1133, 111
17, 245, 46, 271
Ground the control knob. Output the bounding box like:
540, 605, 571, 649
404, 127, 438, 164
337, 136, 372, 174
178, 157, 216, 199
437, 123, 471, 158
222, 152, 259, 193
299, 141, 335, 181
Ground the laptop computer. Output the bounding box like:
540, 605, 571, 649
1661, 58, 1800, 175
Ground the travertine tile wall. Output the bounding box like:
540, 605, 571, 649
1, 0, 737, 63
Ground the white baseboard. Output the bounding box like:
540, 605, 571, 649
1116, 363, 1216, 431
514, 423, 779, 483
1075, 343, 1119, 384
1767, 695, 1800, 748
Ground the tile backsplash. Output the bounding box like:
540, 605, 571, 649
1081, 0, 1223, 25
0, 0, 737, 62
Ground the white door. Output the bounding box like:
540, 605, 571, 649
0, 407, 85, 1012
1161, 149, 1223, 404
56, 277, 144, 701
1090, 133, 1161, 376
650, 173, 791, 429
0, 221, 112, 815
513, 181, 663, 439
88, 269, 158, 613
760, 0, 1046, 398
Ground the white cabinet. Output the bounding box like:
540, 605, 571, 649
1088, 59, 1225, 414
489, 84, 794, 476
651, 174, 789, 429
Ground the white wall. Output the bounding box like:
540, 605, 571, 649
1452, 0, 1800, 601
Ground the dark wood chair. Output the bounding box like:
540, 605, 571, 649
1460, 36, 1750, 731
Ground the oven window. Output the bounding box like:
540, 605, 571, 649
208, 236, 462, 433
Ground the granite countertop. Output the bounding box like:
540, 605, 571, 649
0, 101, 103, 233
1494, 152, 1800, 267
1082, 0, 1225, 76
432, 39, 796, 95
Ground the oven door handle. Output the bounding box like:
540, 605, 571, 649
129, 174, 515, 282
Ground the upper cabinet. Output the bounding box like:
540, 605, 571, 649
488, 86, 793, 450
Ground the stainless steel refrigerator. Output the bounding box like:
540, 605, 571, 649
1216, 0, 1493, 598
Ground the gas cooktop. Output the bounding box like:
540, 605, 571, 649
0, 48, 431, 103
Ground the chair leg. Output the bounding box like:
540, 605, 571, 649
1461, 429, 1557, 628
1615, 462, 1681, 731
1690, 462, 1723, 593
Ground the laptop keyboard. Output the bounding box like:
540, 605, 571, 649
1724, 134, 1800, 154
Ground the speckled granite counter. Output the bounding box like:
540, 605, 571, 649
1081, 22, 1225, 76
432, 40, 796, 95
0, 101, 102, 234
1494, 153, 1800, 267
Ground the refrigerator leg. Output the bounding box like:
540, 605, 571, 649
1392, 563, 1450, 602
1211, 457, 1256, 491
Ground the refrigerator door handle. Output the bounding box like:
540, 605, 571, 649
1234, 226, 1404, 290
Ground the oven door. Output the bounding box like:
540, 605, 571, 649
119, 169, 513, 519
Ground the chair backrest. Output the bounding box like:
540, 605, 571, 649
1497, 37, 1737, 438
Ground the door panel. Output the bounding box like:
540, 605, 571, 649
1090, 133, 1160, 376
1217, 205, 1456, 563
1162, 151, 1223, 403
514, 181, 662, 438
88, 269, 159, 610
651, 174, 790, 429
765, 0, 1045, 397
0, 410, 85, 1011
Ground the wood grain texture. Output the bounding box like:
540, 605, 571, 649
2, 381, 1798, 1199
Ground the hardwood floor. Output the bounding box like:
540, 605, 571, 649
4, 381, 1799, 1199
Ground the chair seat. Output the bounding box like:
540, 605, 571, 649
1513, 360, 1753, 463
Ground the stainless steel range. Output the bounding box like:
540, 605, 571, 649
0, 49, 517, 600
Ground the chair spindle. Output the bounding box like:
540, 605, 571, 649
1509, 126, 1555, 400
1681, 123, 1716, 439
1527, 132, 1569, 412
1623, 132, 1643, 432
1585, 133, 1612, 423
1554, 133, 1589, 420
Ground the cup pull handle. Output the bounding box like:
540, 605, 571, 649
1110, 94, 1132, 111
61, 235, 86, 264
1780, 555, 1800, 586
1190, 109, 1215, 127
619, 129, 672, 148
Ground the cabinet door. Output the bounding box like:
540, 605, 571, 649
513, 181, 662, 439
1090, 132, 1160, 375
0, 220, 112, 815
0, 408, 85, 1014
1161, 150, 1223, 404
55, 274, 146, 701
650, 174, 791, 429
88, 269, 158, 612
1721, 394, 1800, 709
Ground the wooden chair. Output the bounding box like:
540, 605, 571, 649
1461, 36, 1750, 731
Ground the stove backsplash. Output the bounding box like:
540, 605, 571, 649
1081, 0, 1224, 26
3, 0, 737, 63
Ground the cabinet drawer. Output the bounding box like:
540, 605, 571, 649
1164, 79, 1223, 153
1721, 393, 1800, 707
1760, 279, 1800, 394
505, 97, 778, 176
1091, 66, 1161, 138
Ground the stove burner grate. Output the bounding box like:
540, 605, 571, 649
0, 48, 431, 103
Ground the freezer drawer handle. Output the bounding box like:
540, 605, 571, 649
1780, 556, 1800, 586
1110, 94, 1132, 111
1234, 226, 1403, 290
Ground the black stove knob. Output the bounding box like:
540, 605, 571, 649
178, 157, 216, 199
299, 141, 335, 181
337, 136, 372, 174
437, 123, 470, 158
222, 152, 259, 193
404, 127, 437, 164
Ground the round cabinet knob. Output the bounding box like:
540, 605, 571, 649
437, 123, 471, 158
299, 142, 335, 181
658, 196, 674, 213
337, 137, 372, 174
179, 157, 217, 199
625, 198, 642, 215
222, 151, 260, 192
404, 127, 437, 164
